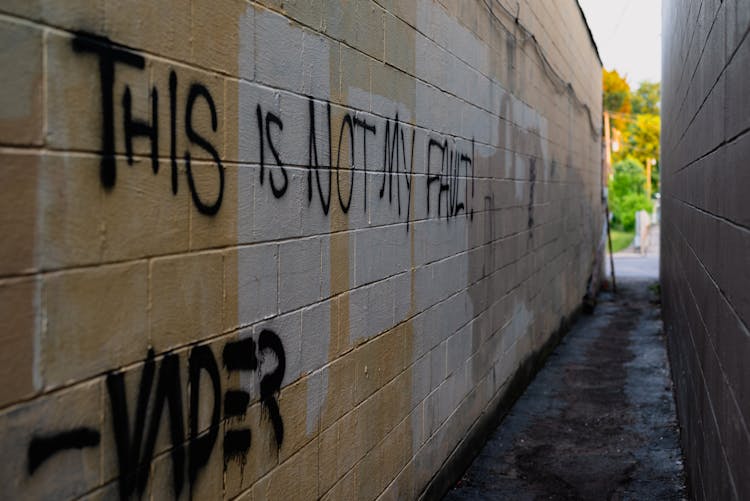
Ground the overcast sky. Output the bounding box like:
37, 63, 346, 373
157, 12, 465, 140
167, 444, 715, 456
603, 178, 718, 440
578, 0, 662, 86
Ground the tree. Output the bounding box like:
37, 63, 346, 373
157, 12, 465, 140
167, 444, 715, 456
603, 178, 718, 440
631, 81, 660, 115
609, 157, 653, 231
603, 69, 632, 114
603, 69, 632, 130
625, 113, 660, 162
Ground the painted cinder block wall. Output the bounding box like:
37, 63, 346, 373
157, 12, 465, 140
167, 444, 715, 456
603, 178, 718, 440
0, 0, 602, 498
661, 1, 750, 499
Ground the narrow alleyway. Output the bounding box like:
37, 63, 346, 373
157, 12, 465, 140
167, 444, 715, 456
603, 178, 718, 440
445, 277, 686, 500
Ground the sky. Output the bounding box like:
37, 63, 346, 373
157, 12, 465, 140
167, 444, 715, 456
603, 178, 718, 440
578, 0, 662, 86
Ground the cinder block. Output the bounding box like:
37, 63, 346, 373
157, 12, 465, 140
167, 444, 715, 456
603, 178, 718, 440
224, 401, 279, 496
319, 353, 355, 429
43, 261, 149, 387
278, 237, 321, 313
192, 0, 250, 76
0, 154, 39, 276
188, 162, 238, 251
356, 440, 384, 500
46, 30, 151, 154
385, 12, 415, 75
339, 44, 371, 110
277, 376, 314, 461
255, 310, 303, 387
317, 417, 339, 494
0, 277, 40, 407
254, 436, 318, 500
320, 465, 356, 501
0, 19, 43, 146
254, 8, 307, 94
149, 252, 223, 352
301, 299, 332, 374
225, 243, 279, 333
324, 0, 385, 62
104, 0, 191, 62
0, 0, 104, 32
0, 380, 101, 499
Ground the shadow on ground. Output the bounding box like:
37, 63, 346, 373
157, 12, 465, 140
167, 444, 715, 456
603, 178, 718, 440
445, 280, 686, 500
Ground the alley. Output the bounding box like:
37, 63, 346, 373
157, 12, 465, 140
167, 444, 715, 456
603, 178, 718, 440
446, 278, 686, 500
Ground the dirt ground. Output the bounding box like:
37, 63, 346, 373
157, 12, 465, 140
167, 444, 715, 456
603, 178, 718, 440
445, 279, 686, 500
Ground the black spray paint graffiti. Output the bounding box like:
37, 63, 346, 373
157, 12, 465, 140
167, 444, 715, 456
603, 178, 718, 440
306, 100, 379, 217
527, 157, 537, 239
72, 32, 224, 216
27, 331, 286, 499
426, 137, 475, 221
71, 31, 476, 227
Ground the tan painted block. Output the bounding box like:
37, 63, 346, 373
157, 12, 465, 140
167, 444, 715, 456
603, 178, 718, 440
356, 441, 384, 500
0, 19, 43, 145
298, 436, 320, 499
189, 162, 238, 250
324, 0, 384, 61
192, 0, 250, 76
256, 0, 324, 30
99, 158, 190, 262
380, 416, 409, 484
321, 467, 356, 501
100, 336, 237, 486
0, 0, 104, 31
0, 153, 39, 276
328, 232, 352, 297
254, 436, 318, 500
224, 401, 279, 498
46, 30, 152, 154
354, 389, 386, 459
36, 154, 102, 269
76, 480, 119, 501
391, 459, 415, 501
150, 60, 226, 164
327, 294, 352, 359
0, 380, 101, 499
337, 44, 371, 109
354, 327, 404, 405
104, 0, 191, 61
370, 60, 415, 112
384, 12, 415, 75
278, 376, 313, 462
317, 419, 339, 494
149, 251, 223, 352
149, 428, 223, 499
320, 352, 355, 429
0, 277, 40, 407
43, 261, 148, 387
377, 0, 417, 27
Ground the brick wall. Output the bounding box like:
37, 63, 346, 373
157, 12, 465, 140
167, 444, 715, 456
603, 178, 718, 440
0, 1, 602, 498
661, 1, 750, 499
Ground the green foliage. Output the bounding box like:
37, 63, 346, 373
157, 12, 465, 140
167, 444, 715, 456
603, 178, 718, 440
610, 229, 635, 253
612, 192, 653, 231
609, 158, 653, 231
631, 81, 660, 115
625, 113, 660, 167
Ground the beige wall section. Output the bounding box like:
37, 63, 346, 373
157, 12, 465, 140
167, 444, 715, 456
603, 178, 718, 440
0, 0, 601, 499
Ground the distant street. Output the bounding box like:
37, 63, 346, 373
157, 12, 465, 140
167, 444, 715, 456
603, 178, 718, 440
608, 223, 660, 281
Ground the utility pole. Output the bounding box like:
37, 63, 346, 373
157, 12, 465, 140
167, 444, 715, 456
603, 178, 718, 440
603, 111, 616, 293
604, 111, 612, 178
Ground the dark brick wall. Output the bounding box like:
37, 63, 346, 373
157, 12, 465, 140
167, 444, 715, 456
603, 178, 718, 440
661, 1, 750, 499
